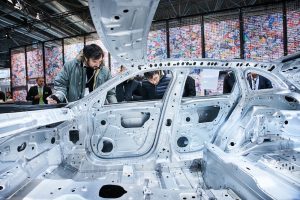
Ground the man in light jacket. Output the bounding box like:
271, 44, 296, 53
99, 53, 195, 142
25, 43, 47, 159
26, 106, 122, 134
47, 44, 117, 104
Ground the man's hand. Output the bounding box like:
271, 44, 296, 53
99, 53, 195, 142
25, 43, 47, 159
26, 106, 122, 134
34, 95, 40, 100
46, 97, 57, 104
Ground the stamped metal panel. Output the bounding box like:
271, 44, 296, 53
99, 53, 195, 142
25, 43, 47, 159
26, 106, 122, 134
203, 143, 300, 200
90, 102, 162, 158
0, 108, 74, 138
89, 0, 160, 64
174, 97, 233, 153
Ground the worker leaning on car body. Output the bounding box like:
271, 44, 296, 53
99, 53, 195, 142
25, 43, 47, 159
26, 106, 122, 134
47, 44, 117, 104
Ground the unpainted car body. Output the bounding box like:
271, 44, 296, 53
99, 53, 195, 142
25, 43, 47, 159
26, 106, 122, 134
0, 0, 300, 199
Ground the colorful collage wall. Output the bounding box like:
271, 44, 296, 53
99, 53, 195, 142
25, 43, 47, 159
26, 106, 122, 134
44, 41, 63, 85
147, 29, 167, 60
287, 2, 300, 54
204, 15, 240, 59
26, 44, 44, 90
243, 8, 284, 61
11, 48, 27, 101
169, 22, 202, 59
64, 37, 84, 63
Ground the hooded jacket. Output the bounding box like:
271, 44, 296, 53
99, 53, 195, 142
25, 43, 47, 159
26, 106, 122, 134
53, 52, 117, 103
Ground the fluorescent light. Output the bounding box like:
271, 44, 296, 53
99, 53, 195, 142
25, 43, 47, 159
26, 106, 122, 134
14, 1, 22, 10
36, 13, 40, 20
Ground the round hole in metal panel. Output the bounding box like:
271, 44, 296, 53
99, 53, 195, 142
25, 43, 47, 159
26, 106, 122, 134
17, 142, 26, 152
177, 137, 189, 148
98, 138, 114, 154
99, 184, 127, 198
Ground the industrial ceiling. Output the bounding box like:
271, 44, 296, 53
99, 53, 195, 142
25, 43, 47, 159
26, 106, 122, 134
0, 0, 283, 68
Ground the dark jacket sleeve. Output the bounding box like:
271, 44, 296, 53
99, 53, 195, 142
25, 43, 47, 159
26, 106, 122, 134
132, 81, 143, 101
183, 76, 196, 97
259, 76, 273, 89
26, 86, 36, 101
223, 73, 235, 94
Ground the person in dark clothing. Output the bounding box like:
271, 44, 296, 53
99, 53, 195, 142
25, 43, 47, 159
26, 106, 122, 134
116, 79, 143, 102
247, 72, 272, 90
183, 76, 196, 97
0, 91, 5, 102
26, 77, 52, 105
223, 71, 236, 94
115, 65, 143, 102
142, 70, 171, 100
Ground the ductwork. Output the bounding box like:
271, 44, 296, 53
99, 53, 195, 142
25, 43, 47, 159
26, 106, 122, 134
0, 3, 73, 39
39, 0, 95, 33
0, 17, 48, 41
0, 7, 68, 38
78, 0, 88, 6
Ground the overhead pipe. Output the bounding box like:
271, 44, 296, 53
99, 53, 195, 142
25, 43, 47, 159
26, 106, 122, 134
39, 0, 95, 33
0, 17, 48, 41
0, 6, 70, 38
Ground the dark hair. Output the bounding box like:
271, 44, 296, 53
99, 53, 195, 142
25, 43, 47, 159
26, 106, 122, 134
144, 70, 160, 79
83, 44, 104, 60
36, 77, 44, 82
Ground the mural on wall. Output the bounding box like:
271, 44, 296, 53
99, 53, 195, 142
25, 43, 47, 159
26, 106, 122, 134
170, 24, 202, 59
45, 44, 63, 84
11, 49, 26, 87
147, 29, 167, 60
26, 45, 44, 79
13, 89, 27, 101
64, 37, 84, 63
204, 16, 240, 59
244, 10, 284, 61
86, 39, 109, 68
287, 3, 300, 54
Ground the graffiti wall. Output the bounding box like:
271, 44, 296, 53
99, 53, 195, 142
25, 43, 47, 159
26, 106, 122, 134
205, 14, 240, 59
45, 41, 63, 84
244, 8, 284, 61
170, 22, 202, 59
147, 28, 167, 61
287, 2, 300, 54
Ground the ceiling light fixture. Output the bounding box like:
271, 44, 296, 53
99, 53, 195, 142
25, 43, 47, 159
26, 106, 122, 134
7, 0, 13, 4
14, 1, 22, 10
36, 13, 40, 20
